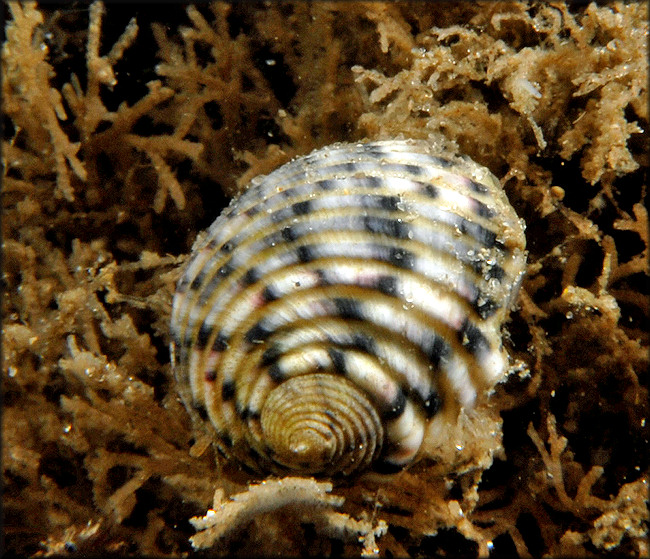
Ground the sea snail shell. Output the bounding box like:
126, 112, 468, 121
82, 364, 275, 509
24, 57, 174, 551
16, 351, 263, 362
170, 140, 527, 477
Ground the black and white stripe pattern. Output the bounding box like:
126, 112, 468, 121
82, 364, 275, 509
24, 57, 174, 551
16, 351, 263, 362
170, 140, 527, 477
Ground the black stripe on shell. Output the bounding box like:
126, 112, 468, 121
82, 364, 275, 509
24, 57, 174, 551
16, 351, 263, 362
423, 333, 450, 367
193, 401, 208, 421
428, 156, 453, 168
474, 297, 500, 319
328, 347, 347, 375
487, 265, 505, 281
245, 321, 273, 344
376, 194, 401, 211
458, 318, 489, 355
261, 344, 283, 366
376, 162, 422, 177
262, 285, 281, 303
296, 245, 316, 263
360, 147, 388, 158
475, 200, 495, 218
248, 409, 261, 421
400, 163, 424, 176
470, 260, 505, 280
315, 179, 336, 190
241, 267, 262, 287
467, 178, 489, 194
423, 391, 442, 418
424, 184, 438, 198
351, 332, 377, 355
236, 403, 250, 419
333, 298, 365, 321
195, 322, 212, 349
363, 216, 410, 239
218, 262, 235, 278
341, 162, 358, 173
387, 247, 416, 269
190, 272, 206, 291
220, 241, 235, 253
292, 200, 313, 215
381, 389, 407, 420
376, 275, 399, 296
212, 332, 229, 351
268, 363, 285, 382
364, 175, 384, 188
222, 380, 235, 401
458, 219, 497, 248
281, 225, 299, 242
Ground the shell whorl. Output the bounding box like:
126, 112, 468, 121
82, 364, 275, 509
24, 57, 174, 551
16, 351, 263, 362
170, 140, 527, 477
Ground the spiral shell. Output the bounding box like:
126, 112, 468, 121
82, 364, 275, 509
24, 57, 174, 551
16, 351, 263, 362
170, 140, 526, 477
